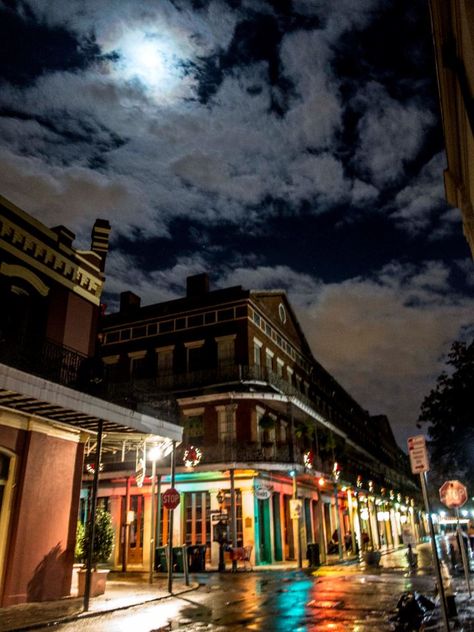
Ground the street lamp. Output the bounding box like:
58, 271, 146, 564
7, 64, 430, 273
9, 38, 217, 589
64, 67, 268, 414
147, 444, 164, 584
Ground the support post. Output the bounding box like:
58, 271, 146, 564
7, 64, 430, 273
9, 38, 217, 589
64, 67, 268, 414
167, 441, 176, 594
455, 507, 472, 597
420, 472, 450, 632
83, 419, 104, 612
148, 458, 157, 584
334, 482, 343, 560
292, 473, 302, 568
230, 469, 238, 572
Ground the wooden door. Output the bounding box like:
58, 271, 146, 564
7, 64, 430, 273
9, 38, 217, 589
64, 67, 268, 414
128, 495, 144, 564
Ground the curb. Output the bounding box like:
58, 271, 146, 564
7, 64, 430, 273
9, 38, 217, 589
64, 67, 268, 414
4, 583, 200, 632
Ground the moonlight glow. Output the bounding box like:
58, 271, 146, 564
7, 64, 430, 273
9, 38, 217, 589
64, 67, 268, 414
109, 30, 187, 98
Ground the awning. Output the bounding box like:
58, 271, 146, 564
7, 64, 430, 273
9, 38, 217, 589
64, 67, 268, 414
0, 363, 183, 448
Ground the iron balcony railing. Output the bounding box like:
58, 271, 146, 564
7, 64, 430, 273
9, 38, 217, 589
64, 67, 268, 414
133, 363, 315, 408
175, 440, 310, 467
0, 335, 88, 388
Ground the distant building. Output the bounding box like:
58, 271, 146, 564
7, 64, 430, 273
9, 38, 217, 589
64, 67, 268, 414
429, 0, 474, 256
98, 273, 420, 569
0, 195, 181, 606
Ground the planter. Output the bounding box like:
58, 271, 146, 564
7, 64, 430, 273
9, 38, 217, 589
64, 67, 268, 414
77, 568, 110, 597
364, 550, 381, 567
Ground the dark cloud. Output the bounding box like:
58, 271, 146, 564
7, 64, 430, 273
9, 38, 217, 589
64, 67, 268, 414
0, 0, 472, 447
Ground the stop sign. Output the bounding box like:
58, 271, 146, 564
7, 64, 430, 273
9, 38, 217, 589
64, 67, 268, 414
439, 480, 468, 508
162, 487, 180, 510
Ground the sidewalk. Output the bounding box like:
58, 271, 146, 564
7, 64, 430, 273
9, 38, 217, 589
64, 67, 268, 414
0, 573, 198, 632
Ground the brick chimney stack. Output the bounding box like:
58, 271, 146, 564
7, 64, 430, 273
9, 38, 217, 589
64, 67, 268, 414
91, 219, 111, 271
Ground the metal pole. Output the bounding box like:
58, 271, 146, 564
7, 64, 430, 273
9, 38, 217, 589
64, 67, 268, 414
83, 419, 103, 612
167, 441, 176, 594
122, 476, 130, 572
334, 482, 343, 560
292, 474, 302, 568
455, 507, 471, 597
230, 469, 238, 572
347, 488, 357, 554
155, 474, 162, 551
420, 472, 450, 632
148, 458, 157, 584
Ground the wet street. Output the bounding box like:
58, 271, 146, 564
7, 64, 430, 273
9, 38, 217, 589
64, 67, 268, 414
32, 547, 456, 632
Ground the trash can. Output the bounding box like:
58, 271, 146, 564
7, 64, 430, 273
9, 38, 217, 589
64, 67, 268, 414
172, 546, 185, 572
307, 543, 320, 567
187, 544, 207, 571
155, 546, 168, 572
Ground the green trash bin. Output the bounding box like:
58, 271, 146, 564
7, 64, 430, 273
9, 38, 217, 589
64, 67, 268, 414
155, 546, 168, 572
172, 546, 184, 572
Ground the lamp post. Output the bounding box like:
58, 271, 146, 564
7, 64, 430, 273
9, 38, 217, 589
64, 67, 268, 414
147, 444, 163, 584
332, 462, 343, 560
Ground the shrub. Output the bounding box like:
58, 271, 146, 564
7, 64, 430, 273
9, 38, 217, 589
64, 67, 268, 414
77, 506, 114, 566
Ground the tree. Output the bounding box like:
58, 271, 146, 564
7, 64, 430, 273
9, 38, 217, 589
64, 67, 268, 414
418, 340, 474, 490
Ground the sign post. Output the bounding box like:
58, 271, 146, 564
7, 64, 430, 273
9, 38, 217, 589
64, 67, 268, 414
407, 435, 450, 632
439, 480, 471, 597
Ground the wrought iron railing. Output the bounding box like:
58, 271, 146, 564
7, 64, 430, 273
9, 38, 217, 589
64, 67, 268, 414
144, 364, 315, 408
0, 336, 87, 387
175, 440, 309, 466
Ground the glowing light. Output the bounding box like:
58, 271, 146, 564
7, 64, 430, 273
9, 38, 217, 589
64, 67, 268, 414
103, 28, 190, 101
318, 477, 325, 487
361, 509, 369, 520
147, 445, 163, 462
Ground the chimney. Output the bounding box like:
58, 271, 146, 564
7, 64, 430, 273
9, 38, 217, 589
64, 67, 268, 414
120, 291, 141, 312
186, 273, 209, 298
91, 219, 111, 271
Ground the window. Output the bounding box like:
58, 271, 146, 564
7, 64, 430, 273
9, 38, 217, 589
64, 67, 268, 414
156, 346, 174, 376
129, 351, 147, 379
105, 331, 119, 344
217, 308, 234, 322
276, 358, 284, 377
160, 320, 174, 333
147, 323, 158, 335
184, 415, 204, 443
287, 366, 294, 384
223, 490, 243, 546
265, 349, 274, 372
216, 335, 236, 369
278, 303, 287, 324
132, 326, 146, 339
217, 404, 237, 442
253, 338, 263, 367
188, 314, 204, 328
185, 340, 204, 372
184, 491, 211, 548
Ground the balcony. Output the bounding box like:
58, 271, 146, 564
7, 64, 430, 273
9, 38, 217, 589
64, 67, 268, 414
0, 335, 88, 388
175, 440, 309, 467
123, 364, 315, 409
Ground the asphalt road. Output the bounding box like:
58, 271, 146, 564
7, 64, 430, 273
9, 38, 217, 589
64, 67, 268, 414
32, 548, 452, 632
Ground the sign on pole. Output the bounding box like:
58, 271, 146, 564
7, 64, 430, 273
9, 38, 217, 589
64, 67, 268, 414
439, 480, 468, 509
290, 499, 302, 519
162, 487, 180, 510
407, 435, 430, 474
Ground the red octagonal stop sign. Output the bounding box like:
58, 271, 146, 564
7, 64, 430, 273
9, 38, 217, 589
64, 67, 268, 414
439, 480, 468, 509
162, 487, 180, 510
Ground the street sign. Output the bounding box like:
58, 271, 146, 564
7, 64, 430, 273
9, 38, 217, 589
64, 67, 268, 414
290, 499, 302, 519
255, 486, 271, 500
407, 435, 429, 474
162, 487, 180, 510
439, 480, 468, 508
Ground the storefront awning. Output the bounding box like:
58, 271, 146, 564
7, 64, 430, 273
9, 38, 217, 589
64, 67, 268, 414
0, 363, 183, 446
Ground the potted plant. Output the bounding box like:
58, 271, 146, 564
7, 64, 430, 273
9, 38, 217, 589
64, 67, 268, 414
76, 506, 114, 597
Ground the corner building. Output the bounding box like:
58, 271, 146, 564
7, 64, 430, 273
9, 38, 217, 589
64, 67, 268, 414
99, 273, 420, 569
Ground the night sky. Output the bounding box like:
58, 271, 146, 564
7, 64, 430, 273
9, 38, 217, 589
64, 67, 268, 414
1, 0, 473, 448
